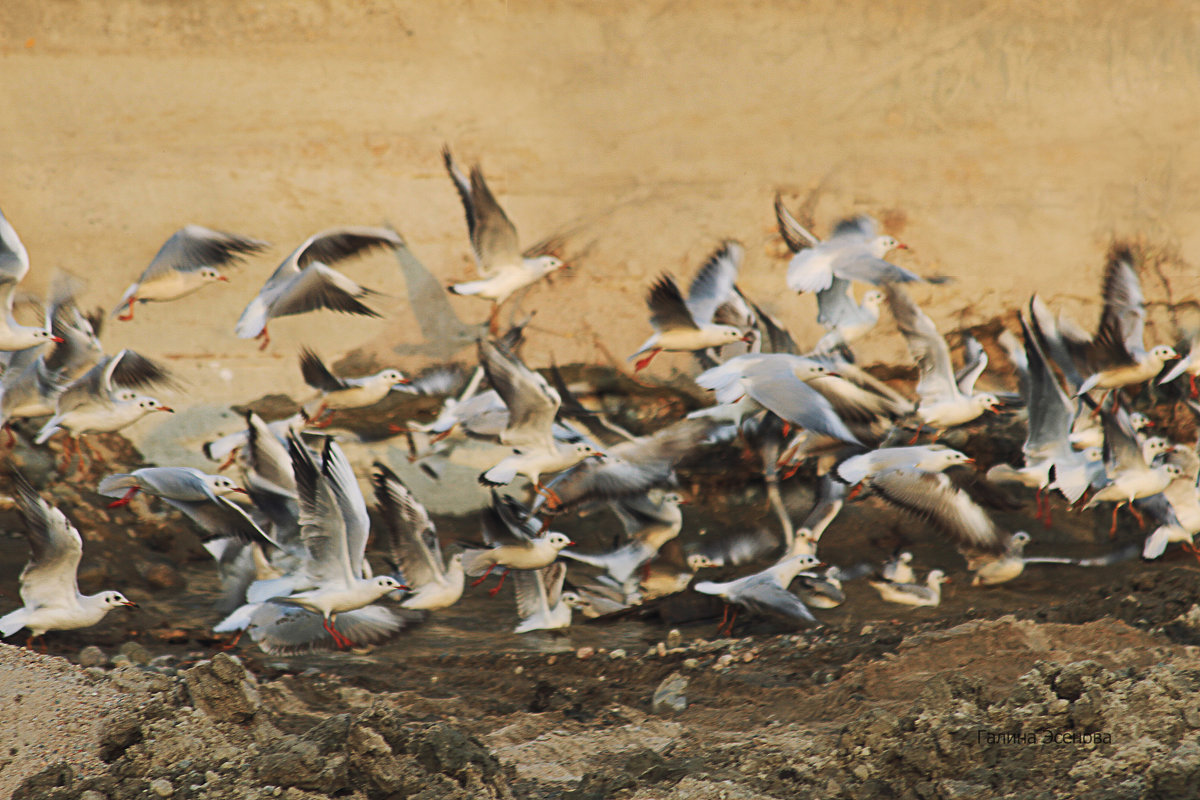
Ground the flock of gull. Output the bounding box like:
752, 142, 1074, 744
3, 146, 1200, 655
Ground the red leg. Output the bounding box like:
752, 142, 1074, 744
1129, 504, 1145, 529
220, 628, 245, 650
1109, 503, 1120, 538
1181, 540, 1200, 566
907, 424, 923, 445
716, 604, 730, 636
3, 424, 14, 448
108, 487, 140, 508
1190, 375, 1198, 399
470, 562, 497, 588
255, 326, 270, 351
59, 435, 76, 472
634, 349, 662, 373
217, 448, 239, 472
487, 567, 511, 597
117, 297, 135, 322
847, 483, 864, 501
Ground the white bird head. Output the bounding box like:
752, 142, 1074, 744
1011, 531, 1031, 547
199, 267, 229, 283
136, 396, 174, 413
560, 591, 588, 609
574, 442, 604, 459
862, 289, 886, 310
372, 575, 407, 593
103, 591, 137, 608
975, 393, 1002, 413
205, 475, 246, 496
872, 235, 907, 257
686, 553, 716, 571
528, 255, 565, 277
378, 369, 409, 386
926, 569, 950, 586
30, 328, 64, 344
1150, 345, 1180, 362
545, 532, 574, 550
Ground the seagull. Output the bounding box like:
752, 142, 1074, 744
512, 562, 575, 633
869, 569, 950, 607
1083, 401, 1181, 534
629, 273, 755, 372
235, 226, 401, 350
372, 462, 464, 611
476, 337, 602, 492
0, 472, 136, 648
462, 491, 573, 594
885, 283, 1001, 435
263, 433, 407, 650
0, 207, 63, 351
560, 491, 684, 595
34, 349, 174, 471
782, 214, 926, 294
683, 240, 760, 366
967, 531, 1078, 585
1070, 245, 1179, 397
880, 551, 916, 584
836, 444, 973, 490
1158, 327, 1200, 399
96, 466, 273, 548
443, 146, 565, 330
0, 275, 103, 439
539, 417, 717, 513
693, 553, 823, 635
297, 347, 409, 427
112, 225, 268, 321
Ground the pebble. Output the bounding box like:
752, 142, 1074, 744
609, 649, 627, 660
119, 641, 152, 666
714, 653, 735, 669
80, 792, 107, 800
652, 672, 689, 714
666, 629, 682, 648
860, 624, 875, 635
77, 645, 107, 668
150, 777, 175, 796
575, 646, 595, 660
514, 665, 524, 675
682, 658, 701, 670
852, 764, 870, 781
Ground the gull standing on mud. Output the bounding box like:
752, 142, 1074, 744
372, 462, 465, 611
0, 473, 137, 648
443, 146, 565, 331
870, 569, 950, 607
0, 207, 63, 350
235, 226, 402, 349
112, 224, 268, 321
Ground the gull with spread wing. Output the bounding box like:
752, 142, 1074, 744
783, 213, 928, 294
694, 553, 823, 635
0, 207, 63, 350
629, 272, 755, 372
1, 472, 136, 648
235, 226, 401, 349
443, 146, 565, 330
462, 490, 573, 595
113, 224, 268, 321
372, 462, 464, 611
297, 347, 409, 427
885, 283, 1001, 436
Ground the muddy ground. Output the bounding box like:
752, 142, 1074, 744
2, 357, 1200, 799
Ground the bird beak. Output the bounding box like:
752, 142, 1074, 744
963, 457, 975, 464
122, 600, 139, 608
396, 584, 410, 591
568, 541, 577, 547
158, 407, 175, 413
399, 377, 411, 384
741, 332, 757, 343
231, 487, 249, 494
896, 242, 909, 250
217, 275, 230, 282
51, 336, 65, 343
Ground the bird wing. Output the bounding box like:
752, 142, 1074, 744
248, 602, 407, 655
480, 489, 538, 547
467, 165, 522, 276
298, 347, 348, 393
372, 462, 444, 588
138, 225, 268, 283
646, 274, 699, 332
773, 194, 820, 254
102, 349, 175, 396
0, 207, 30, 285
1019, 315, 1075, 460
870, 467, 1006, 554
955, 334, 988, 395
289, 432, 356, 588
13, 472, 84, 610
1090, 244, 1146, 365
730, 576, 818, 625
1101, 403, 1148, 474
885, 283, 960, 403
478, 337, 560, 449
686, 241, 743, 326
740, 361, 861, 444
266, 262, 382, 321
815, 277, 861, 330
164, 494, 279, 548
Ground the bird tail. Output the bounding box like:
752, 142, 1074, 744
235, 296, 269, 339
111, 284, 139, 318
96, 473, 138, 498
0, 608, 29, 638
460, 549, 495, 577
447, 279, 488, 297
34, 418, 62, 445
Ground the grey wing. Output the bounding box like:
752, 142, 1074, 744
13, 472, 83, 609
884, 284, 959, 402
828, 215, 877, 239
870, 467, 1006, 554
1028, 294, 1085, 392
0, 207, 30, 284
467, 166, 522, 274
317, 436, 371, 571
544, 418, 720, 512
833, 253, 924, 286
396, 366, 467, 397
43, 277, 103, 378
124, 466, 211, 501
732, 578, 818, 625
513, 562, 566, 619
478, 338, 559, 448
164, 494, 278, 548
442, 146, 477, 252
298, 348, 347, 393
955, 334, 988, 395
741, 365, 861, 444
248, 602, 407, 655
646, 275, 699, 332
289, 432, 356, 587
480, 490, 537, 546
686, 241, 743, 325
372, 462, 443, 588
1090, 245, 1145, 364
105, 349, 175, 394
1019, 316, 1075, 459
243, 412, 298, 496
801, 475, 846, 538
139, 225, 268, 283
773, 194, 820, 254
267, 263, 382, 321
815, 277, 861, 330
1101, 405, 1147, 473
292, 226, 403, 271
747, 300, 799, 355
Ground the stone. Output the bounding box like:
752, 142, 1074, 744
150, 777, 175, 796
78, 645, 107, 668
182, 653, 261, 723
119, 641, 152, 666
652, 672, 689, 714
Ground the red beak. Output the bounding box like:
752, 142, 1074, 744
218, 275, 230, 282
158, 407, 175, 413
51, 336, 65, 343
